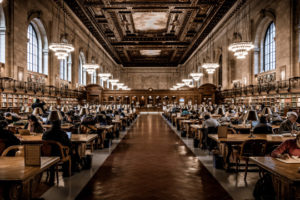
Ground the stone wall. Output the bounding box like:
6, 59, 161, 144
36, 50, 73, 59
0, 0, 299, 91
181, 0, 300, 90
0, 0, 120, 90
119, 67, 180, 90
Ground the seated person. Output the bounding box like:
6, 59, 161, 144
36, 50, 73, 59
0, 112, 5, 120
64, 111, 76, 123
0, 120, 21, 156
31, 98, 45, 113
24, 115, 44, 133
5, 113, 20, 124
181, 109, 190, 116
42, 119, 72, 179
271, 133, 300, 159
271, 113, 283, 125
203, 114, 220, 129
279, 112, 299, 134
253, 116, 272, 134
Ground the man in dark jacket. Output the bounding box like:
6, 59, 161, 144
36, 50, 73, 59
253, 116, 273, 134
0, 120, 21, 156
42, 120, 71, 182
31, 99, 45, 113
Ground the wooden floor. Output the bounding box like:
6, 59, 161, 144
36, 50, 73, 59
76, 114, 232, 200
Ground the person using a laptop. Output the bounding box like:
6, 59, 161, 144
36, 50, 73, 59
271, 133, 300, 159
278, 112, 299, 134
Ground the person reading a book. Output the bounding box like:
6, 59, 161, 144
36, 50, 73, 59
271, 133, 300, 159
278, 112, 299, 134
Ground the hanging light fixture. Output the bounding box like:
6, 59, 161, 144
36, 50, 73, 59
98, 73, 111, 81
82, 34, 99, 75
190, 73, 203, 81
228, 1, 254, 59
83, 63, 99, 75
202, 33, 219, 74
176, 83, 185, 87
182, 79, 193, 86
49, 1, 74, 60
202, 63, 219, 74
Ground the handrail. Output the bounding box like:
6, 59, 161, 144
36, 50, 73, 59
0, 77, 85, 98
221, 78, 300, 98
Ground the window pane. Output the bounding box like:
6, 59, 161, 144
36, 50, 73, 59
263, 22, 276, 72
27, 24, 39, 73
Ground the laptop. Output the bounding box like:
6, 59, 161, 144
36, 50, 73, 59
66, 132, 72, 139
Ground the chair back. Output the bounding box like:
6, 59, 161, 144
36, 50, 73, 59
0, 139, 7, 155
41, 140, 64, 158
207, 127, 218, 134
217, 126, 228, 138
240, 139, 267, 158
1, 145, 24, 157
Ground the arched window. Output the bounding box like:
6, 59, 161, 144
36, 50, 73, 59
79, 52, 86, 85
27, 19, 48, 75
27, 24, 39, 72
0, 6, 6, 64
262, 22, 276, 72
60, 54, 72, 82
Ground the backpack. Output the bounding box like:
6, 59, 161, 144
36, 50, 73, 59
253, 173, 276, 200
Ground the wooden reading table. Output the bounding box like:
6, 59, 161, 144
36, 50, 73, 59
209, 134, 295, 170
0, 157, 59, 200
250, 156, 300, 200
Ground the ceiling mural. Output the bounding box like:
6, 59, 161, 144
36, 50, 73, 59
64, 0, 237, 67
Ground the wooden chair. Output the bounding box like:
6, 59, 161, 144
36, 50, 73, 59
0, 139, 7, 155
1, 145, 24, 157
41, 140, 72, 184
236, 139, 267, 179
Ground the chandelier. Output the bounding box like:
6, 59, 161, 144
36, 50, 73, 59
202, 63, 219, 74
83, 63, 99, 75
176, 83, 185, 87
49, 1, 74, 60
49, 41, 74, 60
228, 42, 254, 59
182, 79, 193, 86
98, 73, 111, 81
190, 73, 203, 81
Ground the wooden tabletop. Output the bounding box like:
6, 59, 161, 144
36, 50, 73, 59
231, 124, 251, 130
181, 120, 198, 124
208, 134, 295, 144
250, 156, 300, 182
18, 134, 98, 144
43, 124, 74, 130
190, 124, 203, 129
112, 120, 122, 124
0, 157, 59, 182
96, 125, 114, 130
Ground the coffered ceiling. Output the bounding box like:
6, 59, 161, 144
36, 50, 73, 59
64, 0, 237, 67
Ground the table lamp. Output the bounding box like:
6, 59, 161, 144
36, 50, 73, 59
32, 107, 44, 116
79, 107, 89, 116
20, 106, 26, 113
61, 106, 69, 113
262, 107, 272, 116
245, 110, 259, 138
25, 106, 33, 114
48, 110, 63, 122
271, 106, 279, 113
216, 107, 225, 116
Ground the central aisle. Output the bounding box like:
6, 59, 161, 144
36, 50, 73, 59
77, 114, 232, 200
